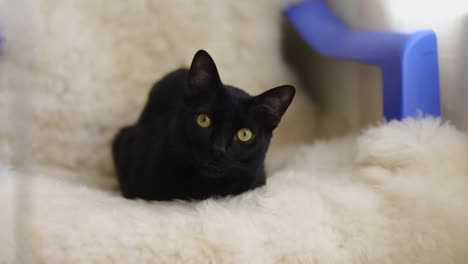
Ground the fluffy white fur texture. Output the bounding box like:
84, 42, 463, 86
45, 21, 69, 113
2, 1, 468, 263
0, 0, 316, 186
1, 118, 468, 263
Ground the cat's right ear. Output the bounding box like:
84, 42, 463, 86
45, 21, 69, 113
253, 85, 295, 129
185, 50, 222, 97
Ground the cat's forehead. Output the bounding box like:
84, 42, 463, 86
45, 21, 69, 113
214, 86, 253, 113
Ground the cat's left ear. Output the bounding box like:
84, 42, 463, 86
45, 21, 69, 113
185, 50, 222, 97
253, 85, 295, 129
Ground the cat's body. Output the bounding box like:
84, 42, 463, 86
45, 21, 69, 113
112, 50, 294, 201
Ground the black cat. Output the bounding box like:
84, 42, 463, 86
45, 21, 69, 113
112, 50, 295, 201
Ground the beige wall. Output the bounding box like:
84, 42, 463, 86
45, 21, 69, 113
286, 0, 468, 136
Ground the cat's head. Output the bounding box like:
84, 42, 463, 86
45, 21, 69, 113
182, 50, 295, 177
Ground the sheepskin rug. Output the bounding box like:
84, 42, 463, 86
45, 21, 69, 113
2, 118, 468, 263
0, 0, 316, 188
2, 0, 468, 263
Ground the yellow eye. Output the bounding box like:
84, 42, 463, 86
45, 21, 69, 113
236, 128, 254, 142
197, 113, 212, 128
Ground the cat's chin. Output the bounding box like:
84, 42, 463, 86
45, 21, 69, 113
198, 162, 250, 179
196, 154, 247, 175
199, 162, 227, 178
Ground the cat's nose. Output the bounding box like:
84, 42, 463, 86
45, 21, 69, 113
211, 144, 226, 154
212, 136, 228, 154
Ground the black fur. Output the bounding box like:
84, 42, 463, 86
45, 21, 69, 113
112, 50, 295, 201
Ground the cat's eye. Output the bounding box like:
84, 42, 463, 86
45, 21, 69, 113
236, 128, 254, 142
196, 113, 212, 128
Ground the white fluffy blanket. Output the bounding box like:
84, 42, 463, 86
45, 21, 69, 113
2, 118, 468, 263
1, 0, 468, 263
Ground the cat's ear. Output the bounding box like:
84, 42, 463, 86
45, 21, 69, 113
253, 85, 295, 128
185, 50, 222, 97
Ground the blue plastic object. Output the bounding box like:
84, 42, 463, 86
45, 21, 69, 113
283, 0, 440, 120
